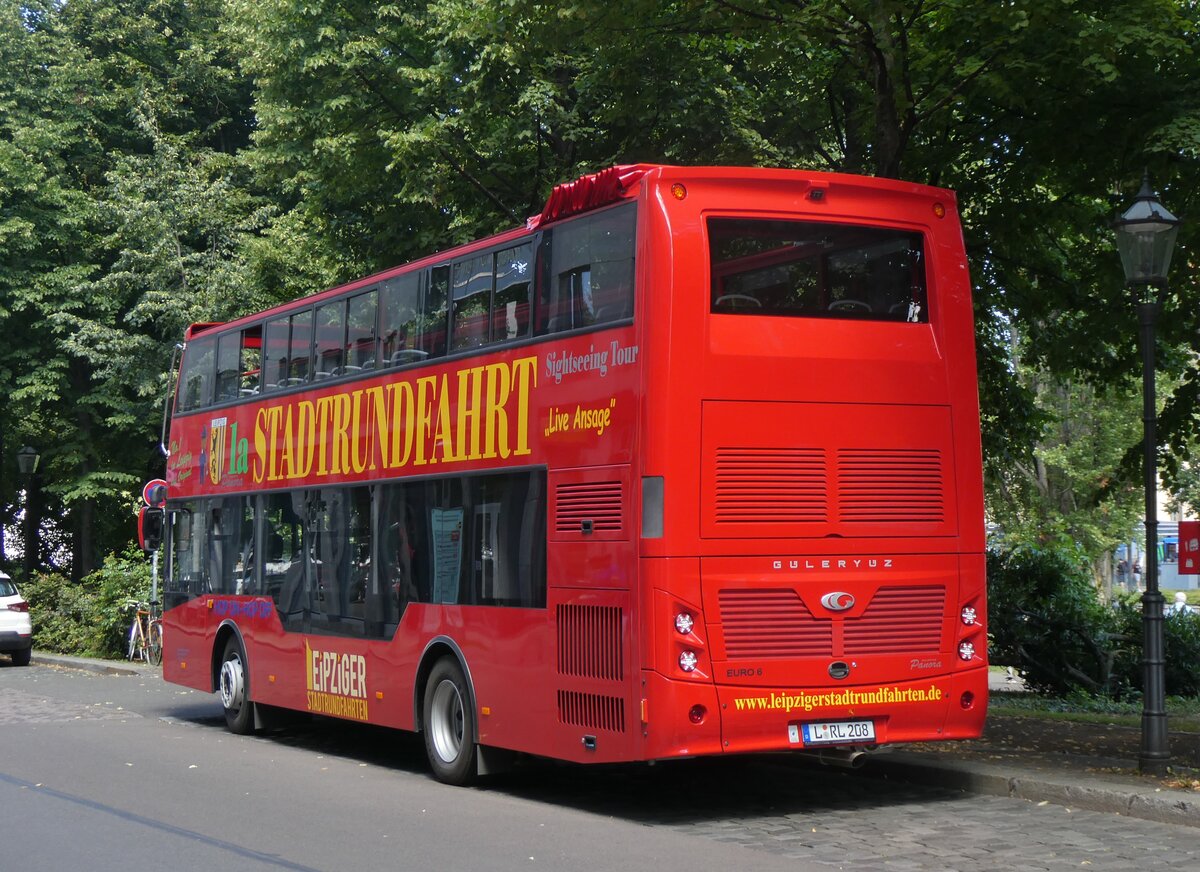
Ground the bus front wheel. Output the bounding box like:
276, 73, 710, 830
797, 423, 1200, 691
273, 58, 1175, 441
423, 658, 478, 785
218, 636, 255, 735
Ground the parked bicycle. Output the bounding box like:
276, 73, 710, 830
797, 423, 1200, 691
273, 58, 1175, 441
124, 600, 163, 665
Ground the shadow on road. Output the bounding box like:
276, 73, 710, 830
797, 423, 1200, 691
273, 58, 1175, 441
175, 710, 967, 826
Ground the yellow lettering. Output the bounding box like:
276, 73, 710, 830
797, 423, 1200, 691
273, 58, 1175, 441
348, 392, 366, 474
483, 362, 511, 459
330, 393, 352, 475
281, 404, 296, 479
415, 376, 437, 466
433, 374, 454, 462
365, 385, 388, 470
387, 382, 415, 469
456, 366, 484, 461
296, 401, 316, 479
253, 409, 268, 483
511, 356, 536, 456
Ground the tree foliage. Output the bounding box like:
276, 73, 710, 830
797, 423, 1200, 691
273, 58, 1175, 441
2, 0, 1199, 580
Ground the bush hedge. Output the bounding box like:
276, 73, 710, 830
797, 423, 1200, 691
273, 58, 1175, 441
988, 545, 1200, 699
21, 548, 153, 659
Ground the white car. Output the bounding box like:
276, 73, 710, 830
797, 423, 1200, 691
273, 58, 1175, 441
0, 571, 33, 666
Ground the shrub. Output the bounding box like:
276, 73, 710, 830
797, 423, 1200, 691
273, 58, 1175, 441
987, 546, 1130, 697
22, 548, 153, 659
1109, 599, 1200, 698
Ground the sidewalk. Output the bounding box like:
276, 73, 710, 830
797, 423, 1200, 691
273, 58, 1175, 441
865, 670, 1200, 828
28, 651, 1200, 827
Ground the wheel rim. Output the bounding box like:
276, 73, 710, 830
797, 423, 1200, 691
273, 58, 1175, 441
429, 678, 464, 763
219, 652, 245, 713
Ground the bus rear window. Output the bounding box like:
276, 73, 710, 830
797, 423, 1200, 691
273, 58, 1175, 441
708, 218, 927, 322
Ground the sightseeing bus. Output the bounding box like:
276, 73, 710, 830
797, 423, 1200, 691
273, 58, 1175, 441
153, 164, 987, 784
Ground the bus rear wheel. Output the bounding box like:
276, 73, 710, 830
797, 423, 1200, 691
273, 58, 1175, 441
218, 636, 255, 735
423, 658, 477, 785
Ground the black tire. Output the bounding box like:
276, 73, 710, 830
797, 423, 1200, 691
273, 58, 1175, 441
148, 621, 163, 666
218, 636, 255, 734
422, 658, 477, 785
11, 646, 31, 667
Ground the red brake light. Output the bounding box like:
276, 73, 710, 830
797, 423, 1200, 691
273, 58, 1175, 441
7, 600, 29, 612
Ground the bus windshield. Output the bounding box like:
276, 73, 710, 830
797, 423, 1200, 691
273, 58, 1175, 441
708, 217, 927, 322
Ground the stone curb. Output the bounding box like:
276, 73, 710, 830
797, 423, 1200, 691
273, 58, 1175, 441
868, 753, 1200, 829
31, 651, 150, 677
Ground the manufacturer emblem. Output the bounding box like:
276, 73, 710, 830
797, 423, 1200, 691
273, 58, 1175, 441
820, 591, 856, 611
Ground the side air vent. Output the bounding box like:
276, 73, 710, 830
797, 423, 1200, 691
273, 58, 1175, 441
555, 481, 623, 534
718, 589, 834, 658
557, 604, 623, 681
714, 448, 827, 524
557, 690, 626, 733
843, 586, 945, 654
837, 449, 945, 523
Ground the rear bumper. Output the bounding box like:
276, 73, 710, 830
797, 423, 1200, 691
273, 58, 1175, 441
639, 667, 987, 761
715, 668, 988, 754
0, 629, 32, 652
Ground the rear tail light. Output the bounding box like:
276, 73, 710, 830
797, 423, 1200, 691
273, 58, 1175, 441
5, 600, 29, 613
679, 650, 698, 672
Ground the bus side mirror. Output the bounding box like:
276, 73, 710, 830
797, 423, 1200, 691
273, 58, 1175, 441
139, 506, 164, 552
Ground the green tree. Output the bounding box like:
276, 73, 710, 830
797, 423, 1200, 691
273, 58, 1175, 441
0, 0, 257, 578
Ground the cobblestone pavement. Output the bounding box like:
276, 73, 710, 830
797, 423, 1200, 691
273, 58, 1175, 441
507, 756, 1200, 871
4, 659, 1199, 871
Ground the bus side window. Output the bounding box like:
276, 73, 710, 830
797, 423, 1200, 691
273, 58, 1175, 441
583, 204, 635, 325
215, 331, 242, 403
345, 289, 378, 373
166, 504, 204, 606
452, 253, 493, 350
289, 309, 313, 384
239, 327, 261, 396
177, 336, 216, 412
380, 273, 426, 367
314, 300, 346, 378
415, 266, 449, 358
537, 202, 635, 335
493, 243, 533, 341
262, 316, 289, 391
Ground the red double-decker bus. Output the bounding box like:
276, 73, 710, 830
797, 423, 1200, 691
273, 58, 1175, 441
156, 165, 986, 784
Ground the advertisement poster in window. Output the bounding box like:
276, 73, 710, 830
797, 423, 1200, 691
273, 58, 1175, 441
431, 508, 464, 602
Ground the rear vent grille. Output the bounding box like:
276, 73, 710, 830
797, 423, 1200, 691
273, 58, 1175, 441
555, 481, 623, 533
843, 586, 946, 654
718, 589, 833, 658
718, 585, 946, 659
837, 449, 945, 523
557, 604, 623, 681
714, 448, 827, 524
557, 690, 626, 733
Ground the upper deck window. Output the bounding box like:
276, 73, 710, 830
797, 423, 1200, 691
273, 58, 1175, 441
537, 202, 635, 334
177, 334, 216, 412
708, 218, 927, 322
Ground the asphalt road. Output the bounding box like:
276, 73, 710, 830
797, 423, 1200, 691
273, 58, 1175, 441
2, 660, 1198, 871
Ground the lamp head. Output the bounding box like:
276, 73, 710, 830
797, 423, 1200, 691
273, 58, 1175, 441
1114, 174, 1181, 291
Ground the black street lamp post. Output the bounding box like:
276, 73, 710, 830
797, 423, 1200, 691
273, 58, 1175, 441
15, 446, 39, 578
1113, 174, 1181, 776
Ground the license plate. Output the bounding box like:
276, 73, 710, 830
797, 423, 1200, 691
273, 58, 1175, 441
796, 719, 875, 746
